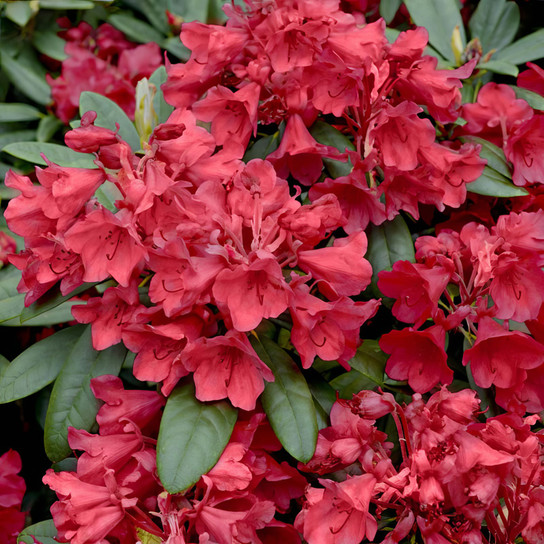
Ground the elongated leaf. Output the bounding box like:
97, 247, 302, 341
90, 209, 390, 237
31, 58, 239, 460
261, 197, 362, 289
149, 66, 174, 124
38, 0, 94, 8
79, 92, 140, 151
1, 52, 51, 105
157, 382, 237, 493
37, 116, 63, 142
0, 103, 42, 122
2, 300, 84, 327
163, 36, 191, 61
0, 326, 88, 404
18, 520, 57, 544
108, 13, 165, 44
243, 132, 280, 162
32, 31, 68, 61
0, 268, 25, 324
168, 0, 209, 22
20, 282, 95, 323
469, 0, 520, 52
305, 370, 336, 429
140, 0, 169, 33
310, 120, 354, 178
366, 215, 415, 289
251, 335, 317, 463
460, 136, 511, 178
476, 60, 518, 78
0, 130, 37, 149
509, 85, 544, 111
403, 0, 465, 62
495, 29, 544, 65
2, 142, 96, 168
44, 326, 127, 461
5, 2, 35, 27
467, 166, 528, 197
380, 0, 402, 24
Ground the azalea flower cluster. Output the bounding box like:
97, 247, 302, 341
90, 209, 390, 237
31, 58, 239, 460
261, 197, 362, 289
0, 449, 26, 543
47, 19, 162, 123
378, 209, 544, 411
43, 375, 306, 544
297, 388, 544, 544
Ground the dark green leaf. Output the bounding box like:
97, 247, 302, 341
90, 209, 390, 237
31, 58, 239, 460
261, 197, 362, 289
2, 142, 97, 168
1, 300, 84, 327
348, 340, 387, 386
403, 0, 465, 62
0, 325, 88, 404
251, 335, 318, 463
305, 370, 336, 429
460, 136, 510, 177
509, 85, 544, 111
0, 130, 37, 148
44, 326, 126, 461
4, 1, 36, 27
157, 382, 237, 493
495, 29, 544, 65
32, 31, 68, 61
469, 0, 520, 52
476, 60, 518, 77
18, 520, 57, 544
310, 120, 354, 178
243, 133, 280, 162
108, 13, 164, 44
366, 215, 415, 290
1, 52, 51, 105
149, 66, 174, 125
79, 92, 140, 151
52, 457, 78, 473
467, 166, 528, 197
330, 370, 378, 399
380, 0, 402, 24
20, 282, 95, 324
0, 103, 42, 122
37, 116, 63, 142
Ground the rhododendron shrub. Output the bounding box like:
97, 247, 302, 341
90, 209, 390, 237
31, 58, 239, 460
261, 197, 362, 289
1, 0, 544, 542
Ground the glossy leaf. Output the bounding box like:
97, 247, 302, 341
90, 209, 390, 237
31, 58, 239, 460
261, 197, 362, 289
79, 92, 141, 151
467, 166, 528, 198
460, 136, 511, 178
510, 85, 544, 111
403, 0, 465, 62
243, 132, 280, 162
251, 335, 318, 463
1, 52, 51, 105
495, 29, 544, 65
44, 326, 127, 462
108, 13, 164, 44
2, 142, 96, 168
0, 103, 42, 122
32, 31, 68, 61
366, 215, 415, 290
149, 66, 174, 124
310, 120, 354, 178
157, 382, 237, 493
18, 520, 57, 544
305, 370, 336, 430
0, 326, 88, 404
469, 0, 520, 52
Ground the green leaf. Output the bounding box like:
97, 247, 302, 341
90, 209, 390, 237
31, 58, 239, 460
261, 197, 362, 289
37, 115, 63, 142
467, 166, 528, 198
476, 60, 518, 78
403, 0, 465, 62
108, 13, 164, 44
366, 215, 415, 290
167, 0, 209, 22
495, 29, 544, 65
38, 0, 94, 8
243, 132, 280, 162
459, 135, 511, 178
20, 283, 95, 324
44, 326, 126, 461
310, 120, 354, 178
149, 66, 174, 125
251, 335, 318, 463
380, 0, 402, 24
157, 382, 237, 493
4, 1, 36, 27
0, 103, 42, 122
0, 52, 51, 105
140, 0, 169, 33
79, 92, 140, 151
468, 0, 520, 52
305, 370, 336, 430
0, 130, 37, 149
0, 267, 25, 324
509, 85, 544, 111
163, 36, 191, 61
1, 300, 84, 327
32, 31, 68, 61
0, 325, 89, 404
2, 142, 97, 168
18, 520, 57, 544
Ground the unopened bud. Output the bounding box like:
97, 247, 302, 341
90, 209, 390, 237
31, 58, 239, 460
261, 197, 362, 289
134, 78, 158, 149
